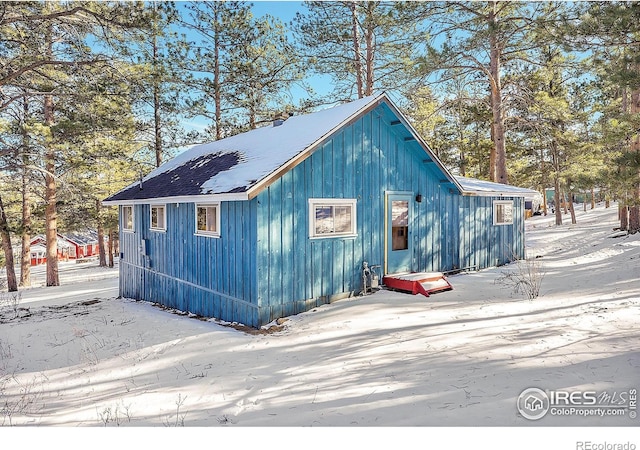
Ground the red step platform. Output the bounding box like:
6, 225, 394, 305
382, 272, 453, 297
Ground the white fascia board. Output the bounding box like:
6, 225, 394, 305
102, 192, 249, 206
460, 190, 528, 198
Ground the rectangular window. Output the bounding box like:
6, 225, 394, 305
309, 198, 357, 238
493, 200, 514, 225
122, 205, 134, 232
150, 205, 166, 231
195, 204, 220, 237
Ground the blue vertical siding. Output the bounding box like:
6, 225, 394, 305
253, 107, 466, 324
457, 196, 525, 271
119, 200, 260, 326
118, 102, 527, 328
252, 106, 527, 325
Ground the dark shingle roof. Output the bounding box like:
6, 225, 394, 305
105, 152, 243, 202
104, 95, 383, 204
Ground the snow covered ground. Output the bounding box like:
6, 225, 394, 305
1, 203, 639, 448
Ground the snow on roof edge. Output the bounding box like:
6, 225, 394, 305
456, 176, 540, 197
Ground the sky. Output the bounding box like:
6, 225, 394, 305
250, 0, 305, 22
175, 0, 333, 138
250, 1, 334, 101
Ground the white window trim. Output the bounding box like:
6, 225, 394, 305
195, 203, 221, 238
309, 198, 358, 239
493, 200, 514, 225
122, 205, 134, 232
150, 204, 167, 232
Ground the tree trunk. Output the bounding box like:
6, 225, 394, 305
620, 205, 629, 231
213, 6, 222, 140
19, 95, 31, 287
0, 195, 18, 292
630, 207, 640, 234
108, 228, 114, 268
20, 171, 31, 287
568, 187, 577, 224
488, 1, 508, 184
44, 92, 59, 286
489, 122, 497, 180
363, 2, 375, 96
457, 99, 466, 176
349, 2, 364, 99
152, 22, 162, 168
629, 86, 640, 233
153, 83, 162, 167
150, 2, 164, 166
551, 138, 562, 225
553, 178, 562, 226
44, 19, 59, 287
569, 202, 577, 223
113, 230, 120, 264
97, 200, 107, 267
541, 148, 547, 215
591, 187, 595, 209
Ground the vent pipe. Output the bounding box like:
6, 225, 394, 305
273, 111, 292, 127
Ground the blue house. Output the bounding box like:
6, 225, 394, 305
104, 93, 535, 328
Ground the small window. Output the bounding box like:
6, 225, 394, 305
122, 205, 134, 232
493, 200, 514, 225
150, 205, 166, 231
195, 204, 220, 237
309, 198, 357, 238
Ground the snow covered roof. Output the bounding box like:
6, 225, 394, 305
60, 231, 99, 246
103, 92, 537, 205
30, 234, 73, 249
104, 94, 386, 204
455, 176, 540, 198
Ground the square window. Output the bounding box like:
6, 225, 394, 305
195, 204, 220, 237
493, 200, 514, 225
122, 205, 134, 231
309, 199, 357, 238
150, 205, 166, 231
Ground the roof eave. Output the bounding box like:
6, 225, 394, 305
102, 192, 250, 206
460, 190, 529, 197
379, 95, 465, 195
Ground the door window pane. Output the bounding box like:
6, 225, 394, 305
392, 200, 409, 251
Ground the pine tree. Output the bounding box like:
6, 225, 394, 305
180, 1, 254, 139
572, 1, 640, 232
117, 1, 190, 167
0, 1, 147, 286
420, 1, 564, 185
294, 1, 425, 102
